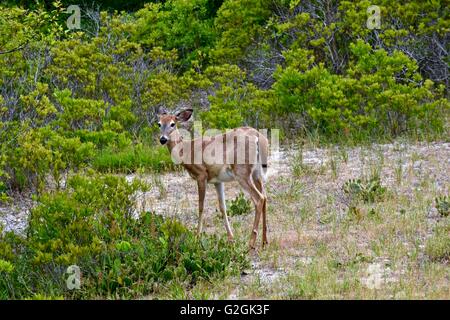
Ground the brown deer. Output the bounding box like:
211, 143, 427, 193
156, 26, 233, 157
157, 108, 269, 249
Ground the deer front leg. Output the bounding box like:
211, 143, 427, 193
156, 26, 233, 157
197, 179, 206, 235
215, 182, 234, 241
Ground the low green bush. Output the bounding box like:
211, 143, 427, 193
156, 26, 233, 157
343, 175, 387, 204
0, 124, 96, 193
0, 172, 248, 299
435, 195, 450, 217
227, 192, 252, 216
273, 41, 449, 141
93, 144, 175, 173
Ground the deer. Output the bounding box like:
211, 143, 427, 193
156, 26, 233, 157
157, 108, 269, 250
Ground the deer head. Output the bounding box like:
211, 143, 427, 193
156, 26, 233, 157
157, 108, 193, 145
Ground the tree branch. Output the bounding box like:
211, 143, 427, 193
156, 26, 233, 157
0, 41, 29, 55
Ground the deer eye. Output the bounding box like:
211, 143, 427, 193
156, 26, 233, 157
170, 122, 175, 127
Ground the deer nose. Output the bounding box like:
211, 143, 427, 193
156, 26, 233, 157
159, 136, 168, 145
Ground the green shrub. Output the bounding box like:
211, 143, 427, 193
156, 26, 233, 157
0, 124, 96, 192
227, 192, 252, 216
273, 41, 449, 140
0, 259, 14, 273
343, 175, 387, 204
212, 0, 272, 63
200, 64, 247, 129
0, 173, 248, 299
93, 144, 175, 173
435, 195, 450, 217
134, 0, 217, 68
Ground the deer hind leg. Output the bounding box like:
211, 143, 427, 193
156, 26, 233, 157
197, 179, 206, 235
214, 182, 234, 241
254, 176, 268, 247
235, 170, 266, 250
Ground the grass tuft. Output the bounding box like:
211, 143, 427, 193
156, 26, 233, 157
93, 144, 175, 173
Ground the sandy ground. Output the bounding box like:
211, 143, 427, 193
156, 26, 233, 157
127, 141, 449, 229
129, 141, 449, 296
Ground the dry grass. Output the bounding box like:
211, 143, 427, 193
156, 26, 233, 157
132, 141, 450, 299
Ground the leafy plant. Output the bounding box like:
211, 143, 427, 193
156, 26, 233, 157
227, 192, 252, 216
0, 259, 14, 273
93, 144, 175, 173
343, 175, 387, 203
435, 195, 450, 217
0, 172, 249, 299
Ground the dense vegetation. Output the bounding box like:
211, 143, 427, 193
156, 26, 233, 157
1, 0, 448, 194
0, 173, 248, 299
0, 0, 449, 299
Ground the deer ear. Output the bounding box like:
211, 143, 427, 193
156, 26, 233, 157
158, 106, 168, 115
175, 108, 193, 122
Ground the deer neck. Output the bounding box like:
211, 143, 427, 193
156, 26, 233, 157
166, 129, 200, 167
167, 130, 183, 153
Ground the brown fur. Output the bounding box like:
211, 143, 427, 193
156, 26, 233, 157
158, 112, 269, 249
